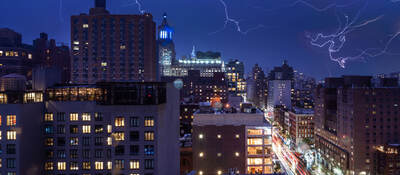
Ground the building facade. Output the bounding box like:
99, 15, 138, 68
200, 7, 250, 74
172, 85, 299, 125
0, 82, 180, 175
225, 59, 246, 98
0, 28, 33, 78
267, 60, 294, 111
157, 13, 176, 78
33, 33, 71, 83
246, 64, 267, 109
71, 0, 157, 83
288, 108, 314, 145
192, 105, 273, 175
315, 76, 400, 175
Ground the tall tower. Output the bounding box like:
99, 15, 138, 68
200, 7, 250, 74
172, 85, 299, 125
71, 0, 157, 83
157, 13, 176, 77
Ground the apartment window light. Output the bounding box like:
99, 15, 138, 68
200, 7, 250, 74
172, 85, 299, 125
82, 113, 91, 121
199, 134, 204, 139
199, 152, 204, 158
70, 113, 78, 121
6, 115, 16, 126
115, 117, 125, 127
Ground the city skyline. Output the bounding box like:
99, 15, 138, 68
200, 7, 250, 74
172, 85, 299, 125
1, 0, 400, 79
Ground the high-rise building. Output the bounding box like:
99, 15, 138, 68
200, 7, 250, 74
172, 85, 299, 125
157, 13, 176, 77
0, 28, 33, 78
33, 33, 71, 83
71, 0, 157, 83
192, 104, 273, 175
267, 60, 294, 111
0, 82, 180, 174
182, 70, 228, 104
225, 59, 246, 97
314, 76, 400, 175
292, 71, 316, 109
246, 64, 267, 108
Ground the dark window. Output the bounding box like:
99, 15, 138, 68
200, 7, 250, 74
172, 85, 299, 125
7, 158, 16, 168
115, 145, 125, 155
6, 144, 16, 154
95, 137, 103, 146
57, 150, 66, 159
70, 149, 78, 158
95, 112, 103, 121
57, 137, 66, 146
57, 125, 65, 134
83, 149, 90, 158
95, 149, 103, 158
130, 131, 139, 141
130, 117, 140, 127
57, 112, 66, 121
130, 145, 139, 155
144, 159, 154, 169
83, 137, 90, 146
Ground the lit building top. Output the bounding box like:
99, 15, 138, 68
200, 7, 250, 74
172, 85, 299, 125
158, 13, 173, 41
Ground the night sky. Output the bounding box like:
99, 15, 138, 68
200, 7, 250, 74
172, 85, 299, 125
1, 0, 400, 79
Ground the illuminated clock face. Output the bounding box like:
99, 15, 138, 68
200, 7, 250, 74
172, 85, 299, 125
173, 79, 183, 90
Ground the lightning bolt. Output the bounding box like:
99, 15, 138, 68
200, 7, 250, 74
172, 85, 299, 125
123, 0, 145, 14
210, 0, 266, 35
291, 0, 360, 12
308, 9, 399, 68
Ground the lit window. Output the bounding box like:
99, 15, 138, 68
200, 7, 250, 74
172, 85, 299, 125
199, 134, 204, 139
217, 134, 222, 139
57, 162, 66, 170
95, 161, 103, 170
45, 138, 54, 146
83, 24, 89, 28
120, 45, 126, 50
199, 152, 204, 158
82, 113, 91, 121
70, 162, 79, 170
115, 160, 125, 169
82, 125, 91, 134
235, 152, 240, 157
70, 137, 79, 146
44, 113, 53, 122
107, 125, 112, 133
7, 131, 16, 140
0, 51, 2, 56
82, 162, 91, 170
236, 134, 240, 139
107, 161, 112, 170
115, 117, 125, 127
0, 131, 2, 140
217, 153, 222, 157
144, 131, 154, 141
45, 162, 53, 170
6, 115, 16, 126
28, 53, 32, 59
199, 171, 203, 175
70, 113, 78, 121
101, 62, 107, 67
144, 116, 154, 127
73, 41, 79, 45
130, 160, 140, 170
114, 132, 125, 141
107, 137, 112, 145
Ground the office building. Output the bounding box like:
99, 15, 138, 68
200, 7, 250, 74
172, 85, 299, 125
33, 33, 71, 83
374, 144, 400, 175
267, 60, 294, 111
71, 0, 157, 83
182, 70, 228, 104
314, 76, 400, 175
192, 104, 273, 175
226, 59, 246, 97
292, 71, 315, 109
288, 108, 314, 145
0, 82, 180, 175
246, 64, 267, 109
0, 28, 33, 78
157, 13, 176, 77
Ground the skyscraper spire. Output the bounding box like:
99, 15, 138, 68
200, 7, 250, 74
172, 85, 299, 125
191, 45, 196, 58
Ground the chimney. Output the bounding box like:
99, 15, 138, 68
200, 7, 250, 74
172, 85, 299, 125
95, 0, 106, 8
